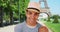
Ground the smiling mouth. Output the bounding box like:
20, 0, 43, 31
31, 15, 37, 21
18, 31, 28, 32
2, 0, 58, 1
30, 19, 36, 21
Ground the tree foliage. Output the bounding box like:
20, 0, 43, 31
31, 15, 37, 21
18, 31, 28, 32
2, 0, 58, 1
19, 0, 29, 22
53, 15, 59, 23
19, 0, 29, 14
0, 0, 19, 25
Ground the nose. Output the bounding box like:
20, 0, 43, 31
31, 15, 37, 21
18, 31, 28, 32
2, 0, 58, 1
31, 14, 35, 18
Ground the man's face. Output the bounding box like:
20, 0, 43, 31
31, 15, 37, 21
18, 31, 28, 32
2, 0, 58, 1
26, 9, 40, 22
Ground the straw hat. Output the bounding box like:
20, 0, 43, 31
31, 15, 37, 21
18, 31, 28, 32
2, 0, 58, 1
27, 2, 40, 13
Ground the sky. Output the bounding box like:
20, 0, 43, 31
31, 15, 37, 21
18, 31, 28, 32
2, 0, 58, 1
30, 0, 60, 16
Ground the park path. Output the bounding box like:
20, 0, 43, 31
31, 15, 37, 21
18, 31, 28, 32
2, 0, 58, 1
0, 25, 16, 32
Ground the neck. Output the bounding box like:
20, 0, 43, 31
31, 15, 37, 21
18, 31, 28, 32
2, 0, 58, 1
26, 19, 37, 26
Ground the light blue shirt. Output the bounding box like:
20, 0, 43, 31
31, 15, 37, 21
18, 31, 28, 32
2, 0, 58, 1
14, 21, 42, 32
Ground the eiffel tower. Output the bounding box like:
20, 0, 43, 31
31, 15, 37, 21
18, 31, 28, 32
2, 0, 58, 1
39, 0, 51, 17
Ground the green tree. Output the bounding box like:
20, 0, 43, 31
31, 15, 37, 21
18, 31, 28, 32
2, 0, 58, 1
19, 0, 29, 23
0, 0, 19, 26
0, 6, 4, 27
47, 16, 51, 22
53, 15, 59, 23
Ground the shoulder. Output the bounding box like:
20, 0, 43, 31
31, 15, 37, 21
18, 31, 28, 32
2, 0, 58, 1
38, 26, 48, 32
14, 22, 25, 30
14, 22, 26, 32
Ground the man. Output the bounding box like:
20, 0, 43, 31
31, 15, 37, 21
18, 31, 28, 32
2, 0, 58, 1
14, 2, 48, 32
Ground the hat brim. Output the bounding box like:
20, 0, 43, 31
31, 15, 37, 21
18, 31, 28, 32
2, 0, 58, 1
27, 9, 40, 13
27, 8, 40, 13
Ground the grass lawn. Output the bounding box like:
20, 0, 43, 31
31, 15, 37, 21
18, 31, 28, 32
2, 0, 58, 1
44, 20, 60, 32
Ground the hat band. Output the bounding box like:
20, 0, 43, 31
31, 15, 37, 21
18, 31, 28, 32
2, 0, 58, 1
27, 8, 40, 12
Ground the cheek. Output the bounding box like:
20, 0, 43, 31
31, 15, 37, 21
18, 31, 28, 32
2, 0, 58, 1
35, 15, 39, 19
26, 14, 30, 18
36, 16, 38, 19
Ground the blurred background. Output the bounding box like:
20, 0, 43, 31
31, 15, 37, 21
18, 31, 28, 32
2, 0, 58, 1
0, 0, 60, 32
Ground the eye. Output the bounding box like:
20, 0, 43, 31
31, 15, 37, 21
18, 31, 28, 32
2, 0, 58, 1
27, 11, 32, 15
34, 13, 39, 16
28, 12, 32, 14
